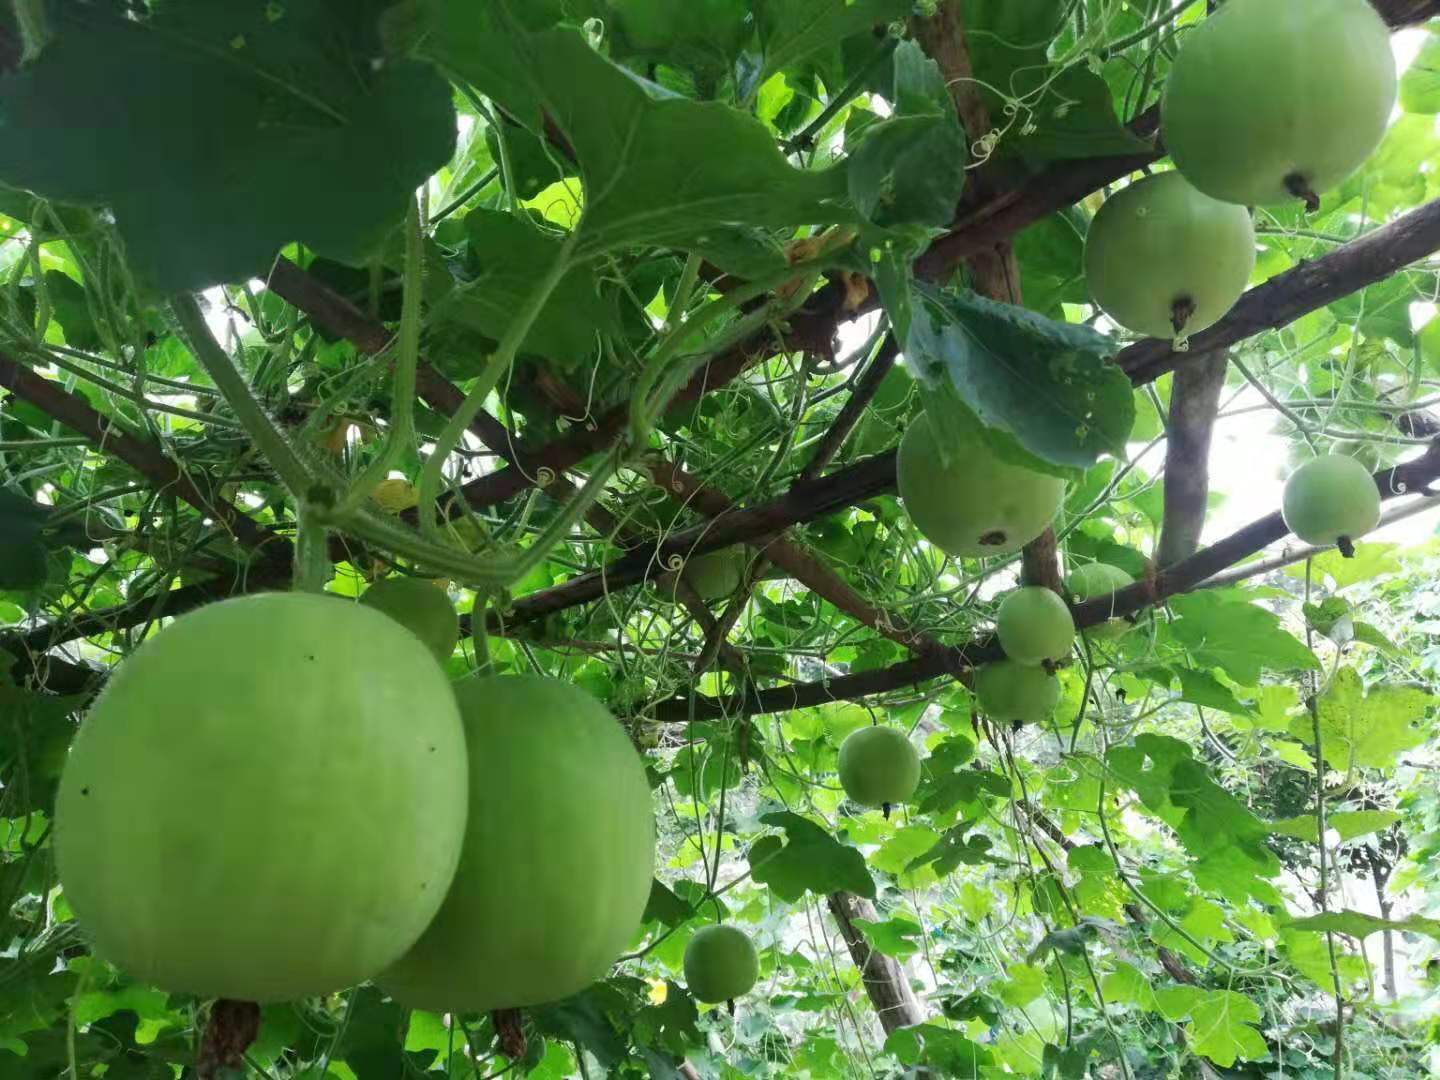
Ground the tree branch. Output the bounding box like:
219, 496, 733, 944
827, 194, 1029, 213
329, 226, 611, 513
0, 350, 279, 556
649, 440, 1440, 720
1157, 350, 1228, 567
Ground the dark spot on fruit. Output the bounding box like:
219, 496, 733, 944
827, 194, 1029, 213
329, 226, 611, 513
307, 654, 316, 662
80, 787, 90, 796
980, 530, 1007, 547
428, 745, 436, 752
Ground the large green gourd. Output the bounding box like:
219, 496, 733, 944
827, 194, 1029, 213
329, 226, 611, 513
380, 675, 656, 1012
55, 594, 468, 1002
1162, 0, 1396, 208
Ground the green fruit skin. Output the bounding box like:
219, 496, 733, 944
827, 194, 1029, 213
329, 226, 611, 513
974, 660, 1061, 725
685, 549, 747, 602
1162, 0, 1396, 206
1084, 171, 1255, 339
55, 594, 468, 1003
996, 586, 1076, 666
897, 413, 1065, 558
380, 675, 655, 1013
1282, 454, 1381, 546
360, 577, 460, 663
684, 924, 759, 1004
836, 726, 922, 807
1065, 563, 1135, 640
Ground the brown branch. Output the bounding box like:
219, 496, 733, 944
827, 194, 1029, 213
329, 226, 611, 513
798, 340, 900, 483
1157, 350, 1228, 567
649, 440, 1440, 720
825, 892, 926, 1035
0, 350, 279, 556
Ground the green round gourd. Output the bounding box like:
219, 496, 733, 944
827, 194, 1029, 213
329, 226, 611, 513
685, 549, 747, 602
1162, 0, 1396, 208
360, 576, 460, 663
1084, 171, 1255, 340
683, 924, 759, 1004
974, 660, 1061, 725
1065, 563, 1135, 640
1282, 454, 1381, 551
897, 413, 1065, 558
995, 587, 1076, 667
55, 593, 468, 1002
379, 675, 655, 1013
836, 726, 922, 808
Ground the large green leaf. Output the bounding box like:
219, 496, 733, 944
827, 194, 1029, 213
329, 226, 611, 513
747, 811, 875, 901
1287, 666, 1432, 772
0, 1, 456, 291
416, 2, 853, 259
1185, 990, 1268, 1069
1168, 593, 1319, 685
1285, 910, 1440, 942
884, 1025, 992, 1073
438, 210, 620, 368
902, 284, 1133, 471
754, 0, 913, 82
1271, 809, 1400, 843
1107, 734, 1280, 903
846, 43, 967, 230
961, 0, 1150, 169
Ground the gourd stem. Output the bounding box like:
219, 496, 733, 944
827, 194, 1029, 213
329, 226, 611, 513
1285, 172, 1321, 213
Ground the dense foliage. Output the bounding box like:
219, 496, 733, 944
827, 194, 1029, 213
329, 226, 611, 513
3, 1, 1440, 1078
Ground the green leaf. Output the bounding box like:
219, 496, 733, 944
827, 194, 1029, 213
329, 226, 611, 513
1107, 734, 1280, 903
1100, 962, 1158, 1011
1175, 668, 1253, 717
846, 43, 967, 230
748, 811, 875, 902
0, 1, 456, 291
902, 284, 1132, 472
1350, 621, 1401, 655
420, 3, 853, 258
1402, 30, 1440, 113
883, 1025, 992, 1073
1287, 666, 1432, 771
1286, 543, 1401, 588
961, 0, 1150, 168
1186, 990, 1268, 1068
1168, 593, 1319, 685
997, 962, 1046, 1007
907, 826, 1008, 877
440, 209, 619, 368
1271, 809, 1399, 843
755, 0, 913, 82
852, 916, 922, 959
1285, 910, 1440, 941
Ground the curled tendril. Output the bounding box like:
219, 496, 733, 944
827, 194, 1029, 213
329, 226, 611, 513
535, 466, 557, 487
663, 554, 685, 572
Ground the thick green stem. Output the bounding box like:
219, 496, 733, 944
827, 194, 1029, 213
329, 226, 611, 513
293, 506, 332, 594
170, 294, 315, 495
629, 260, 827, 445
338, 197, 425, 515
416, 233, 577, 537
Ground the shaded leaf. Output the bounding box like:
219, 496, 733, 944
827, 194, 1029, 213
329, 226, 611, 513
748, 812, 875, 901
903, 284, 1132, 472
0, 1, 456, 290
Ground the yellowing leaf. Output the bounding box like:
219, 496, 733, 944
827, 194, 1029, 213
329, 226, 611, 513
1288, 667, 1432, 772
